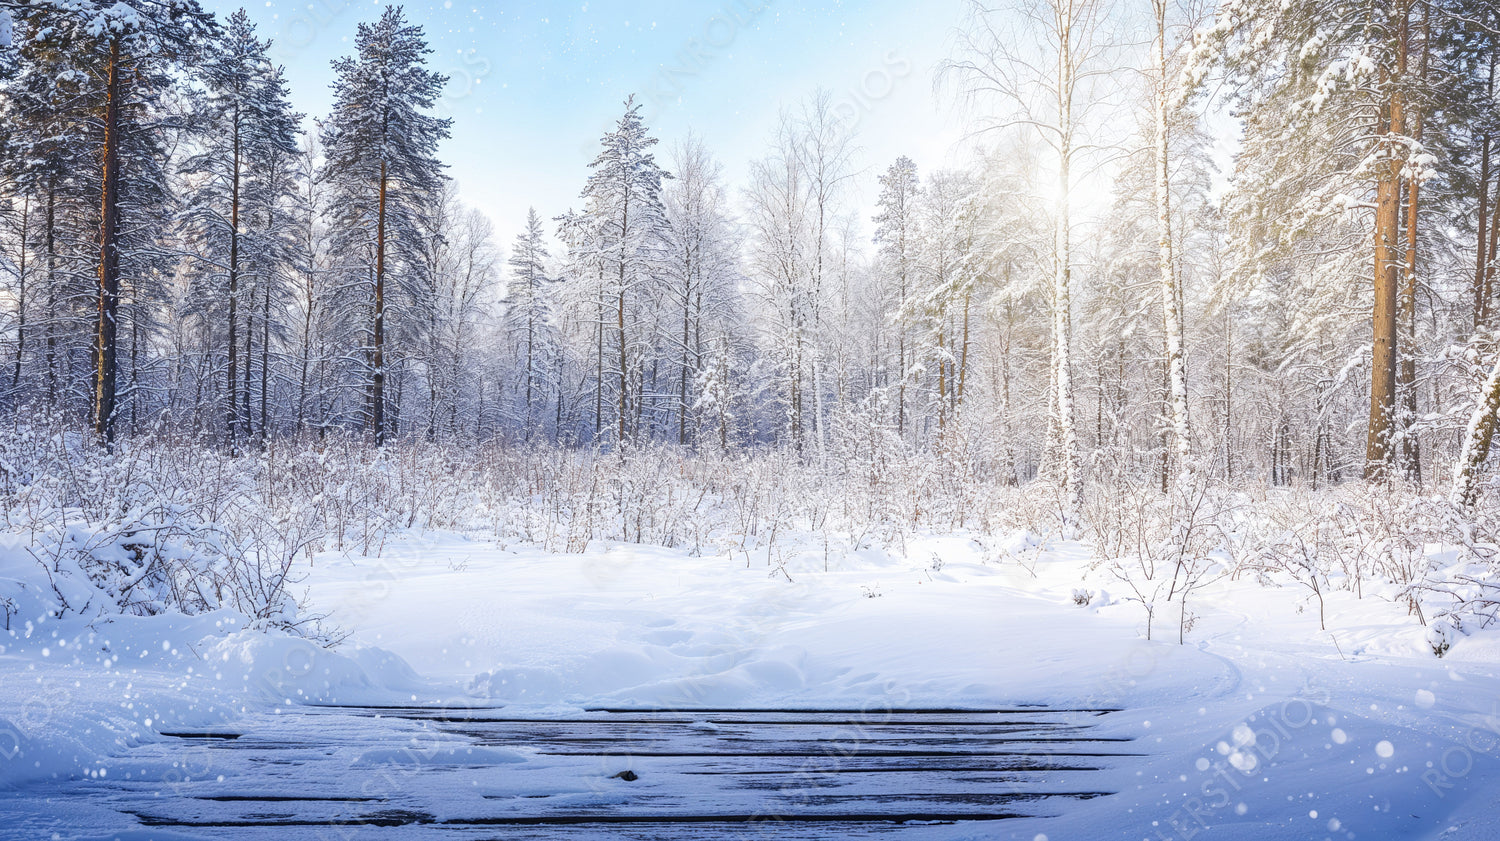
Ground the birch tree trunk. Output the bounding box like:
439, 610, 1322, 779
1153, 0, 1191, 480
1051, 3, 1081, 511
1452, 352, 1500, 511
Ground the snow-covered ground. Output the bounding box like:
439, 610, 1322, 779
4, 529, 1500, 839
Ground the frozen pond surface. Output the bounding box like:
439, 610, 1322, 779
8, 705, 1137, 839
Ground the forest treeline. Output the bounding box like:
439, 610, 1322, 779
1, 0, 1500, 507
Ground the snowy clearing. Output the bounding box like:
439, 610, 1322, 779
4, 530, 1499, 839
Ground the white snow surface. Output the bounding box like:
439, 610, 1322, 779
3, 529, 1500, 839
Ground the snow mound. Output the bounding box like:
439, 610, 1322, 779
202, 630, 428, 706
0, 609, 437, 790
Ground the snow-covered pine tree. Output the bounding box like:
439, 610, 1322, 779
6, 0, 214, 442
319, 5, 450, 446
241, 63, 304, 442
506, 206, 556, 436
410, 183, 497, 441
553, 206, 608, 441
1473, 12, 1500, 332
0, 48, 94, 409
958, 142, 1053, 483
577, 95, 671, 444
873, 156, 922, 442
912, 168, 979, 437
1185, 0, 1466, 482
287, 133, 337, 434
0, 26, 59, 398
180, 9, 301, 446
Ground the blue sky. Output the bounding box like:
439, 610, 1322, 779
208, 0, 974, 251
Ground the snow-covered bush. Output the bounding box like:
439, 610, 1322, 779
0, 414, 320, 633
1405, 494, 1500, 632
1426, 617, 1456, 658
1081, 472, 1231, 642
2, 408, 1497, 649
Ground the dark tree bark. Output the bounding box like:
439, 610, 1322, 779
93, 38, 123, 445
372, 159, 388, 445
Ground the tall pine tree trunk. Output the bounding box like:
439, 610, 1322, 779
897, 277, 906, 440
790, 303, 802, 451
372, 160, 388, 445
1222, 306, 1233, 480
594, 288, 603, 440
1400, 175, 1421, 481
1396, 4, 1429, 483
93, 37, 123, 445
226, 115, 242, 447
14, 194, 28, 391
44, 186, 57, 405
617, 273, 628, 444
525, 306, 535, 425
1483, 50, 1499, 329
1477, 136, 1492, 329
957, 291, 970, 408
451, 346, 462, 439
1366, 15, 1407, 481
260, 281, 270, 443
1489, 163, 1500, 325
1399, 88, 1424, 481
678, 245, 692, 447
616, 191, 631, 444
390, 359, 401, 438
128, 301, 139, 434
242, 303, 253, 436
937, 324, 948, 433
297, 287, 313, 433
